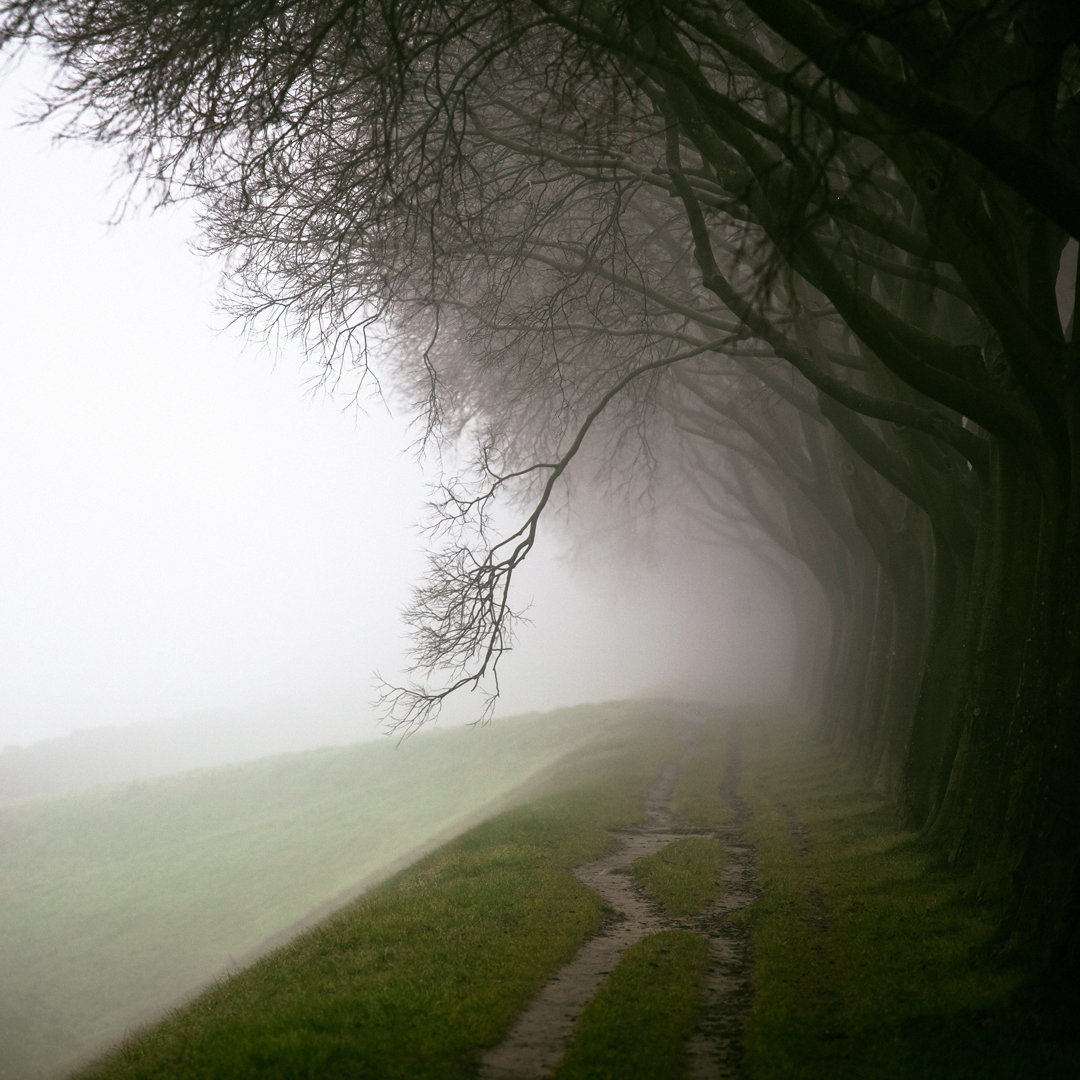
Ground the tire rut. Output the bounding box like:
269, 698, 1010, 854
478, 715, 758, 1080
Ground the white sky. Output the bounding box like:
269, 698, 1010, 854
0, 60, 430, 746
0, 57, 793, 751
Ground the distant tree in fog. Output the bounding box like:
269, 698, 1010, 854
3, 0, 1078, 973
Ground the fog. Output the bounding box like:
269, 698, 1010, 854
0, 56, 794, 1080
0, 64, 794, 764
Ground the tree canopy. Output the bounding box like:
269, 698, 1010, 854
3, 0, 1079, 975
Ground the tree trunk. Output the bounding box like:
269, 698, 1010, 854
901, 538, 974, 826
921, 429, 1080, 969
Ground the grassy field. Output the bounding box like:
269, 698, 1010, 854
5, 703, 1076, 1079
0, 701, 665, 1080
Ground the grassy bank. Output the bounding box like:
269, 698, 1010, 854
70, 710, 681, 1080
0, 702, 665, 1080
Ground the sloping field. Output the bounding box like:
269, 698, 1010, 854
0, 701, 662, 1080
6, 704, 1074, 1079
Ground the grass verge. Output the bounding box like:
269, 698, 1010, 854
553, 929, 710, 1080
739, 716, 1079, 1080
631, 836, 726, 917
70, 710, 680, 1080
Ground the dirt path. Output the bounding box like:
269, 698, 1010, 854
479, 716, 758, 1080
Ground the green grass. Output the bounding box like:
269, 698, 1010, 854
0, 702, 663, 1080
70, 711, 680, 1079
631, 836, 726, 917
553, 930, 710, 1080
11, 703, 1074, 1080
739, 716, 1079, 1079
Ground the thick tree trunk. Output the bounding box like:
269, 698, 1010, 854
900, 539, 974, 826
783, 567, 834, 726
919, 431, 1080, 969
996, 538, 1080, 972
868, 563, 928, 793
820, 549, 882, 755
992, 403, 1080, 973
926, 447, 1043, 864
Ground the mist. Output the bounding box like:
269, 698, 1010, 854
4, 6, 1079, 1077
1, 61, 794, 776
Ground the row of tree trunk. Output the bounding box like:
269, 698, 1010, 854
771, 420, 1080, 972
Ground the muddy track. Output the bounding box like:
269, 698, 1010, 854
479, 716, 758, 1080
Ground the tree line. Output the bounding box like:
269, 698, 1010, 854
2, 0, 1077, 976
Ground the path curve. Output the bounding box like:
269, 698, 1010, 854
479, 715, 758, 1079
